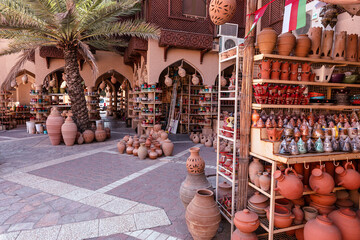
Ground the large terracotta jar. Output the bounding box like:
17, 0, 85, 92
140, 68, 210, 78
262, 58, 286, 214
257, 27, 277, 54
321, 30, 334, 59
83, 130, 94, 143
249, 158, 264, 184
335, 162, 360, 190
61, 115, 78, 146
46, 107, 64, 145
328, 208, 360, 240
274, 168, 304, 200
185, 189, 221, 240
333, 31, 346, 60
234, 209, 260, 233
162, 139, 174, 156
309, 167, 335, 195
231, 229, 258, 240
95, 123, 107, 142
137, 143, 148, 160
117, 141, 126, 154
186, 147, 205, 174
304, 215, 342, 240
209, 0, 236, 26
308, 27, 322, 58
277, 32, 296, 56
346, 34, 358, 62
295, 34, 311, 57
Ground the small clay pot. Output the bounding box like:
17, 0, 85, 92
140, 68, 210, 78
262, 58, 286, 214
83, 130, 94, 143
234, 209, 260, 233
117, 141, 126, 154
162, 139, 174, 156
292, 205, 304, 225
149, 148, 158, 159
137, 143, 148, 160
265, 205, 295, 228
303, 206, 318, 221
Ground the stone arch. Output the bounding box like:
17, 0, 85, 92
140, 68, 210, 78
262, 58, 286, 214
14, 69, 36, 105
94, 70, 131, 92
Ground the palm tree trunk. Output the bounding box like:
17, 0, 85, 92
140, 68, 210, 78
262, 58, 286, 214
63, 46, 90, 132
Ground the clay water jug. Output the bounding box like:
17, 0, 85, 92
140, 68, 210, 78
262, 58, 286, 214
126, 143, 134, 154
205, 137, 212, 147
162, 139, 174, 156
83, 130, 94, 143
309, 166, 335, 195
234, 209, 260, 233
192, 134, 200, 143
46, 107, 64, 145
249, 158, 264, 184
61, 114, 78, 146
304, 215, 341, 240
328, 208, 360, 240
308, 27, 322, 58
259, 172, 271, 191
295, 34, 311, 57
200, 135, 206, 144
321, 30, 334, 59
274, 168, 303, 200
95, 123, 107, 142
292, 205, 304, 225
257, 27, 277, 54
77, 134, 84, 145
137, 143, 148, 160
346, 34, 358, 62
133, 143, 139, 156
277, 32, 296, 56
185, 189, 221, 240
117, 141, 126, 154
149, 148, 158, 159
209, 0, 236, 26
333, 31, 346, 60
335, 162, 360, 190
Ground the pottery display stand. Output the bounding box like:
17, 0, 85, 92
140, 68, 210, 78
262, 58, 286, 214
29, 89, 51, 128
85, 87, 100, 121
128, 89, 142, 129
0, 91, 14, 130
140, 87, 162, 132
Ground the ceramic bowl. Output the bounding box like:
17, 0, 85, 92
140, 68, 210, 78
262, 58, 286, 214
330, 73, 345, 83
343, 75, 359, 84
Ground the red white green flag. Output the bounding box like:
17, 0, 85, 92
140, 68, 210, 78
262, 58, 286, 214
282, 0, 307, 33
245, 0, 276, 39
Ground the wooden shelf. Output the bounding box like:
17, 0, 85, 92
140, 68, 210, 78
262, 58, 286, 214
253, 79, 360, 88
254, 54, 360, 66
252, 104, 360, 110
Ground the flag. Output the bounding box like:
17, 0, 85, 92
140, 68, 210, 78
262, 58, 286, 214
282, 0, 306, 34
245, 0, 276, 39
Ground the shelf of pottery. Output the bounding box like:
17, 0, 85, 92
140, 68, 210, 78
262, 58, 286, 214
8, 105, 31, 125
29, 89, 50, 123
139, 83, 163, 129
128, 88, 141, 128
85, 87, 100, 121
0, 91, 15, 130
244, 27, 360, 240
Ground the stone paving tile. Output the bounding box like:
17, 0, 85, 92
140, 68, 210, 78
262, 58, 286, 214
15, 225, 61, 240
98, 215, 136, 237
30, 152, 157, 191
85, 233, 137, 240
57, 219, 99, 240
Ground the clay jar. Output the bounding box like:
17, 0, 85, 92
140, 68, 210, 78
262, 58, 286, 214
95, 123, 107, 142
234, 209, 260, 233
277, 32, 296, 56
117, 141, 126, 154
137, 143, 148, 160
304, 215, 342, 240
185, 189, 221, 240
126, 143, 134, 154
162, 139, 174, 156
321, 30, 334, 59
252, 110, 260, 127
309, 167, 335, 195
46, 107, 64, 145
265, 205, 295, 228
274, 168, 303, 200
249, 158, 264, 184
186, 147, 205, 174
346, 34, 358, 62
333, 31, 346, 60
209, 0, 236, 25
295, 34, 311, 57
218, 182, 232, 200
149, 148, 158, 159
231, 229, 257, 240
308, 27, 322, 58
192, 134, 200, 143
83, 130, 94, 143
335, 162, 360, 190
259, 172, 271, 191
329, 208, 360, 240
292, 205, 304, 225
61, 115, 77, 146
257, 27, 277, 54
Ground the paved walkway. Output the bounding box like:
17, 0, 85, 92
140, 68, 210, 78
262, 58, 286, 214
0, 124, 230, 240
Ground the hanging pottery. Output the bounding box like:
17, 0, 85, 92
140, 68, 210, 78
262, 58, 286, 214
99, 81, 106, 90
192, 72, 200, 85
178, 61, 186, 77
21, 75, 28, 84
164, 67, 172, 87
209, 0, 236, 26
111, 74, 117, 84
220, 73, 227, 87
49, 78, 56, 87
312, 65, 335, 83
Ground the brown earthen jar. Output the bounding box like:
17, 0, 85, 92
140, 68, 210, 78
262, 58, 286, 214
277, 32, 296, 56
61, 115, 78, 146
126, 143, 134, 155
234, 209, 259, 233
292, 205, 304, 225
46, 107, 64, 145
137, 143, 147, 160
295, 34, 311, 57
265, 205, 295, 228
162, 139, 174, 156
186, 147, 205, 174
309, 167, 335, 195
274, 168, 304, 200
328, 208, 360, 240
149, 148, 158, 159
83, 130, 94, 143
335, 162, 360, 190
117, 141, 126, 154
257, 27, 278, 54
304, 215, 342, 240
95, 123, 107, 142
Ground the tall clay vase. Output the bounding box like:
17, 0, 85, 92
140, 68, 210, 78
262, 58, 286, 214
117, 141, 126, 154
137, 143, 148, 160
192, 134, 200, 143
308, 27, 322, 58
61, 115, 77, 146
259, 172, 271, 191
83, 130, 94, 143
295, 34, 311, 57
333, 31, 346, 60
346, 34, 358, 62
321, 30, 334, 59
304, 215, 342, 240
249, 158, 264, 184
185, 189, 221, 240
257, 27, 277, 54
162, 139, 174, 156
46, 107, 64, 145
186, 147, 205, 174
95, 123, 107, 142
277, 32, 296, 56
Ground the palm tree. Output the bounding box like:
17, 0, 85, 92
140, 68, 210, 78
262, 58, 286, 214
0, 0, 160, 131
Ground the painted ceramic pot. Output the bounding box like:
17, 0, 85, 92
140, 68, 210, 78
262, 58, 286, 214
328, 208, 360, 240
257, 27, 278, 54
274, 168, 303, 200
335, 162, 360, 190
61, 115, 77, 146
295, 34, 311, 57
83, 130, 94, 143
46, 107, 64, 145
162, 139, 174, 156
234, 209, 260, 233
309, 167, 335, 195
209, 0, 236, 26
304, 215, 341, 240
95, 123, 107, 142
277, 32, 296, 56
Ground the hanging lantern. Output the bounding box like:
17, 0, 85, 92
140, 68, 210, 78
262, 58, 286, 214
22, 74, 28, 84
100, 81, 106, 90
178, 60, 186, 77
10, 79, 17, 88
165, 68, 173, 87
209, 0, 236, 25
220, 73, 227, 87
111, 74, 117, 84
192, 71, 200, 85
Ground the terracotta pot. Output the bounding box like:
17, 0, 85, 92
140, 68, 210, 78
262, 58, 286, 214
186, 147, 205, 174
126, 143, 134, 155
249, 158, 264, 184
77, 134, 84, 145
303, 206, 318, 221
61, 115, 77, 146
304, 215, 341, 240
292, 197, 305, 207
205, 138, 212, 147
295, 34, 311, 57
277, 32, 296, 56
333, 31, 346, 60
133, 143, 140, 156
258, 69, 271, 79
346, 34, 358, 62
335, 162, 360, 190
192, 134, 200, 143
328, 208, 360, 240
321, 30, 334, 59
161, 132, 168, 141
259, 172, 271, 191
309, 167, 335, 195
310, 193, 336, 206
218, 182, 232, 200
234, 209, 259, 233
280, 70, 290, 80
274, 168, 304, 200
257, 27, 277, 54
308, 27, 322, 58
266, 128, 283, 142
162, 139, 174, 156
117, 141, 126, 154
265, 205, 295, 228
155, 143, 163, 156
248, 192, 269, 208
272, 60, 282, 70
46, 107, 64, 145
200, 135, 206, 144
209, 0, 236, 26
252, 110, 260, 127
259, 59, 272, 70
83, 130, 94, 143
149, 148, 158, 159
276, 198, 293, 211
292, 205, 304, 225
95, 123, 107, 142
104, 127, 111, 139
231, 229, 258, 240
295, 228, 304, 240
185, 189, 221, 239
137, 143, 148, 160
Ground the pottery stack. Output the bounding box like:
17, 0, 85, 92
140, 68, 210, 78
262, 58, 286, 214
232, 209, 259, 240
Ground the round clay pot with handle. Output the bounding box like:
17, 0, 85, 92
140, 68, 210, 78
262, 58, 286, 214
234, 209, 260, 233
335, 162, 360, 190
304, 215, 342, 240
309, 166, 335, 195
274, 168, 304, 200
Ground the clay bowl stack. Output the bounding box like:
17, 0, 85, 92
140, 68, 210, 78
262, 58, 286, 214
335, 190, 354, 209
309, 193, 337, 215
247, 192, 269, 217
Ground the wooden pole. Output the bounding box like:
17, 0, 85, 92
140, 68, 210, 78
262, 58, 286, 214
237, 0, 258, 211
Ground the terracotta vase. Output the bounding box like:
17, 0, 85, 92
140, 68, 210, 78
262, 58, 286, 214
209, 0, 236, 26
218, 182, 232, 200
126, 143, 134, 155
333, 31, 346, 60
200, 135, 206, 144
274, 168, 304, 200
162, 139, 174, 156
257, 27, 277, 54
304, 215, 342, 240
192, 134, 200, 143
295, 34, 311, 57
61, 115, 77, 146
249, 158, 264, 184
346, 34, 358, 62
161, 132, 168, 141
259, 172, 271, 191
292, 205, 304, 225
277, 32, 296, 56
95, 123, 107, 142
46, 107, 64, 145
231, 229, 258, 240
77, 134, 84, 145
321, 30, 334, 59
117, 141, 126, 154
309, 166, 335, 195
83, 130, 94, 143
133, 144, 139, 156
252, 110, 260, 127
265, 205, 295, 228
328, 208, 360, 240
335, 162, 360, 190
234, 209, 260, 233
155, 143, 163, 156
185, 189, 221, 240
149, 148, 158, 159
186, 147, 205, 174
308, 27, 322, 58
137, 143, 148, 160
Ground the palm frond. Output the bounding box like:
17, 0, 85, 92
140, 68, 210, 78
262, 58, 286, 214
21, 0, 61, 28
0, 29, 58, 42
0, 39, 53, 57
84, 39, 129, 50
77, 40, 98, 80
